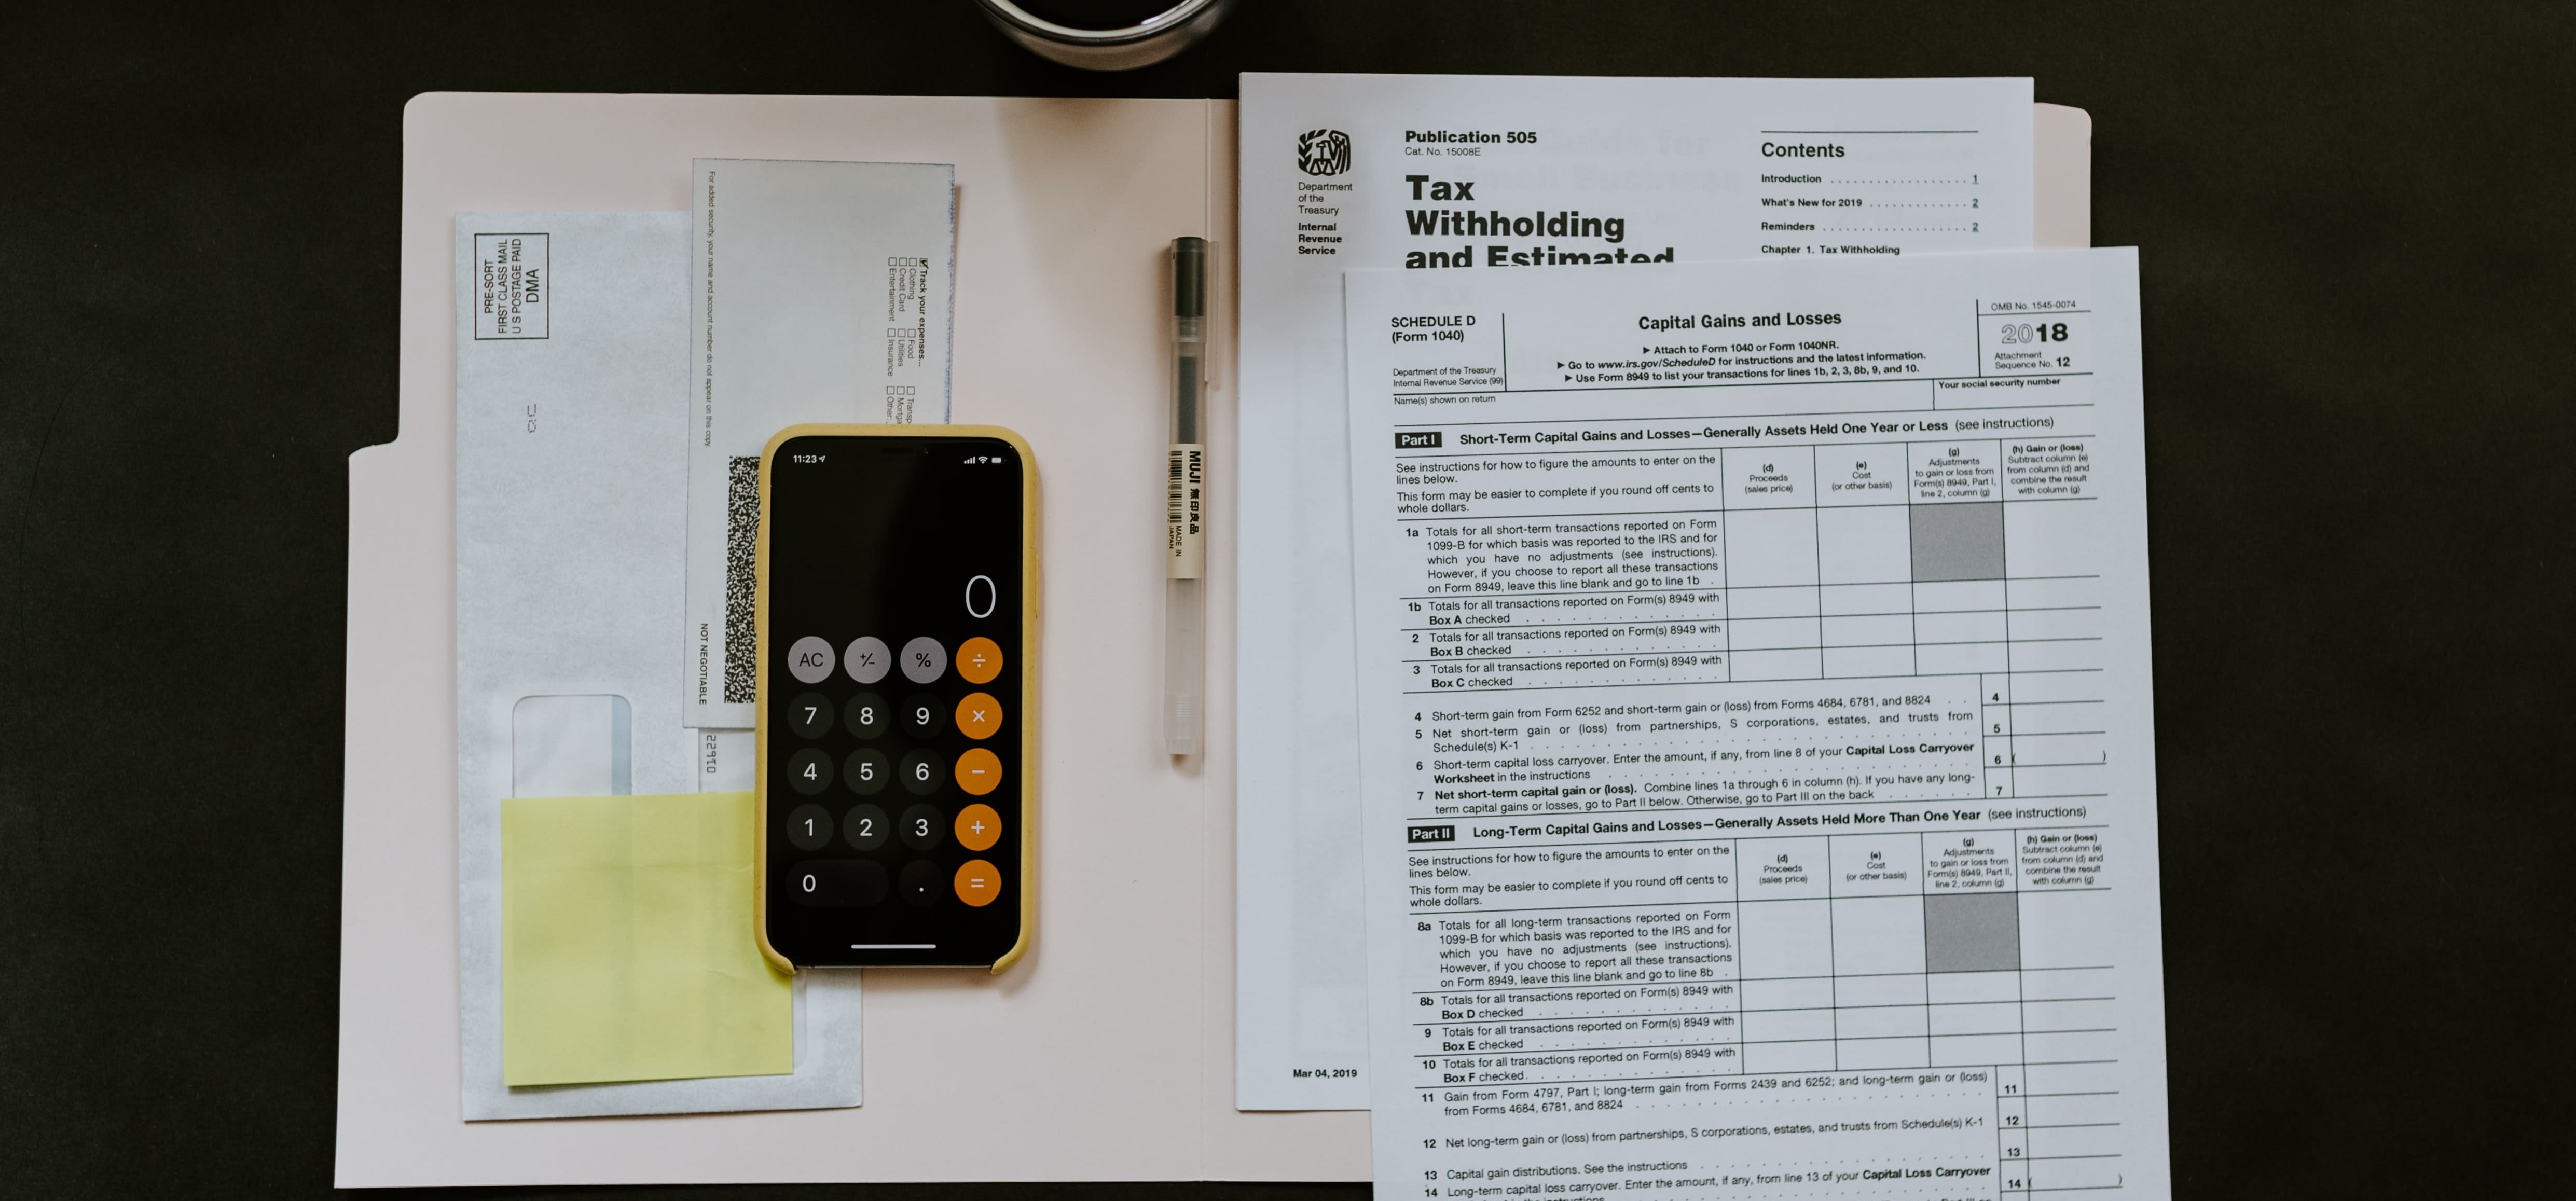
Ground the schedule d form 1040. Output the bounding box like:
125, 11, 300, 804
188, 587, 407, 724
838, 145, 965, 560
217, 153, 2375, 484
1342, 250, 2169, 1198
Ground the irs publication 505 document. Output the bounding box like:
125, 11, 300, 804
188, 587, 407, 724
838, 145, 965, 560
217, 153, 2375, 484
1343, 250, 2168, 1197
1237, 72, 2036, 1109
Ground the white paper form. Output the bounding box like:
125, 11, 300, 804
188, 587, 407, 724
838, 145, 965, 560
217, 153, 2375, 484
1237, 73, 2037, 1109
457, 211, 861, 1119
684, 159, 956, 729
1342, 250, 2167, 1196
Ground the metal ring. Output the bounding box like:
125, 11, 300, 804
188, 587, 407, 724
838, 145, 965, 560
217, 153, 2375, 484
973, 0, 1235, 71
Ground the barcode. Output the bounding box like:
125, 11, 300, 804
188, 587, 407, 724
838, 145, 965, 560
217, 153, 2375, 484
721, 455, 759, 704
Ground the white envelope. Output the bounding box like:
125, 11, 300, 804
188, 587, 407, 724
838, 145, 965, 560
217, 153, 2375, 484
682, 159, 957, 729
451, 210, 863, 1120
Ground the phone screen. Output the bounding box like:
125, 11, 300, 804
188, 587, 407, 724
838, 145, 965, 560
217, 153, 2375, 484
763, 433, 1026, 968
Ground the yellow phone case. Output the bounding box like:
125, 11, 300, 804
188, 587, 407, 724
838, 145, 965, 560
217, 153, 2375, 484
751, 424, 1038, 975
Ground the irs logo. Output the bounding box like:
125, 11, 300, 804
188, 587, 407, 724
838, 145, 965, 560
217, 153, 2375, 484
1297, 128, 1352, 176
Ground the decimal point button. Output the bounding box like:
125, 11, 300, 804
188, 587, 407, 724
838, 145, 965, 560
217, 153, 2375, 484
898, 859, 942, 906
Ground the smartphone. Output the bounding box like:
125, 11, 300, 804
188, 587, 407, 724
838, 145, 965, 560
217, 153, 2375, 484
753, 425, 1036, 973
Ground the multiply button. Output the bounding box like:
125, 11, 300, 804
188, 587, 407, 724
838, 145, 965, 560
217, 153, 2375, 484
954, 748, 1002, 796
953, 860, 1001, 907
956, 637, 1002, 684
787, 636, 836, 684
954, 803, 1001, 852
954, 693, 1002, 740
900, 637, 946, 684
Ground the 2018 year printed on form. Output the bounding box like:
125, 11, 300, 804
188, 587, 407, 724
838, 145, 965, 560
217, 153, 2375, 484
1343, 250, 2169, 1198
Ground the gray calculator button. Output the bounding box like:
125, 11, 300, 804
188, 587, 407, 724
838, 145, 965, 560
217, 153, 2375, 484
787, 636, 836, 684
844, 636, 891, 684
900, 636, 946, 684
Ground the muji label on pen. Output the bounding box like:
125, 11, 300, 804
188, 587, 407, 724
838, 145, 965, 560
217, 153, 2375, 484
1167, 443, 1204, 579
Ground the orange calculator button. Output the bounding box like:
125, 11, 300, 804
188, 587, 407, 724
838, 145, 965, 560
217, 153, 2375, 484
954, 747, 1003, 796
956, 637, 1003, 685
954, 803, 1002, 852
954, 859, 1002, 907
954, 692, 1003, 740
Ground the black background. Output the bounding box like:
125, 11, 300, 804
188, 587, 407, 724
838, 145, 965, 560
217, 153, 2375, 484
3, 2, 2569, 1196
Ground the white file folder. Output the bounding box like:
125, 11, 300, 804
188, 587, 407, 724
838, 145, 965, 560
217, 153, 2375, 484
338, 90, 2086, 1186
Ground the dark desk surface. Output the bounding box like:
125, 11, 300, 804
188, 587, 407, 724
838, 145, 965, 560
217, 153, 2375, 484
3, 3, 2569, 1196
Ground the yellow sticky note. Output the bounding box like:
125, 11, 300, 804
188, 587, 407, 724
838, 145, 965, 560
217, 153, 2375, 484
501, 791, 793, 1086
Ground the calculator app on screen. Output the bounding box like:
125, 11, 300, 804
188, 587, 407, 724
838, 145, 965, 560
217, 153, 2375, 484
756, 428, 1032, 971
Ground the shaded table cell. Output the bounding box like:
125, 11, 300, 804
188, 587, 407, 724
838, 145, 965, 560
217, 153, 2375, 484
1909, 501, 2006, 582
1925, 892, 2022, 973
